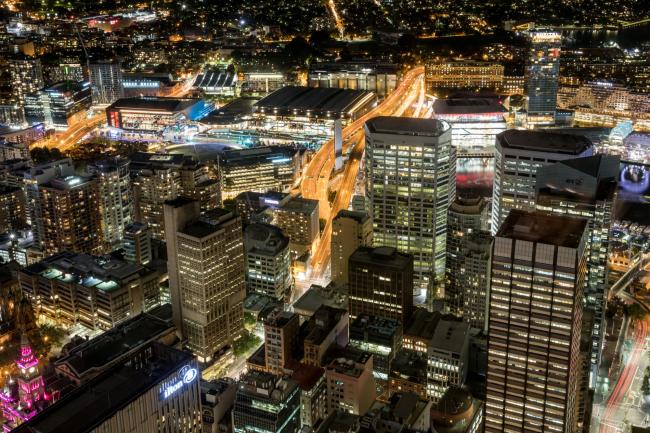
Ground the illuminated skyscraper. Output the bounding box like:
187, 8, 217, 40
445, 197, 491, 331
88, 158, 133, 250
348, 246, 414, 324
485, 210, 587, 433
491, 130, 593, 234
88, 56, 124, 105
365, 116, 455, 299
525, 29, 562, 125
37, 175, 103, 256
535, 154, 618, 384
8, 56, 44, 106
164, 199, 245, 363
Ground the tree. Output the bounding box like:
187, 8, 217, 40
30, 147, 64, 164
284, 36, 313, 67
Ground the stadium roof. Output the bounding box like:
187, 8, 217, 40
254, 86, 375, 117
433, 97, 507, 115
107, 97, 200, 113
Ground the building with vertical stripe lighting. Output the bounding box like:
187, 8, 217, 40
485, 210, 587, 433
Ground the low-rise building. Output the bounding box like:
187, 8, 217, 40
388, 349, 428, 401
200, 378, 237, 433
232, 371, 300, 433
24, 81, 91, 130
244, 223, 292, 301
20, 252, 161, 331
349, 315, 402, 395
220, 147, 301, 200
302, 306, 349, 367
325, 350, 376, 416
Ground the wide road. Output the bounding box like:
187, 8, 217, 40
301, 66, 426, 276
597, 318, 649, 433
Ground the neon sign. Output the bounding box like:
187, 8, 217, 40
161, 365, 198, 400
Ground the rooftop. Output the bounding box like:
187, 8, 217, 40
496, 129, 593, 155
290, 363, 325, 391
449, 196, 488, 216
54, 304, 174, 381
255, 86, 374, 115
23, 251, 156, 292
433, 97, 507, 115
334, 209, 370, 224
237, 370, 298, 401
349, 246, 413, 271
366, 116, 450, 137
277, 196, 319, 215
350, 315, 402, 341
404, 309, 441, 341
497, 210, 588, 248
220, 146, 297, 165
107, 97, 201, 113
179, 209, 237, 238
43, 80, 90, 94
431, 318, 469, 354
390, 349, 427, 384
326, 350, 372, 378
244, 223, 289, 255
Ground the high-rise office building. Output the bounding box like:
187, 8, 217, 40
446, 197, 491, 330
331, 210, 373, 286
525, 29, 562, 124
130, 153, 218, 240
88, 56, 124, 105
87, 158, 133, 249
491, 130, 593, 234
123, 221, 152, 265
37, 175, 103, 256
348, 246, 414, 324
535, 154, 618, 383
244, 223, 292, 300
365, 117, 455, 299
233, 371, 300, 433
24, 81, 92, 130
164, 199, 245, 363
8, 56, 44, 106
485, 210, 588, 433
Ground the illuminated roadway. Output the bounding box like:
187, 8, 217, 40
597, 318, 649, 433
300, 66, 426, 276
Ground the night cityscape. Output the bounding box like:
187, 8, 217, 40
0, 0, 649, 432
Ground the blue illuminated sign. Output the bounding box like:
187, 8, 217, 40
161, 365, 198, 400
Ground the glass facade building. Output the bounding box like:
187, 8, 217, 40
365, 116, 455, 300
485, 210, 587, 433
535, 154, 618, 385
525, 30, 562, 124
